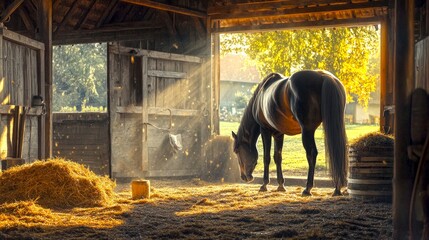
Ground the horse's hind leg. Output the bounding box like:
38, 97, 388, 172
274, 134, 285, 192
260, 130, 272, 192
302, 129, 317, 196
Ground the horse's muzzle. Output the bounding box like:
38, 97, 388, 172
241, 174, 254, 183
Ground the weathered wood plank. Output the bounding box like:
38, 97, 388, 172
147, 70, 186, 79
109, 44, 202, 63
211, 16, 384, 33
121, 0, 206, 18
0, 28, 44, 50
116, 106, 199, 116
209, 1, 388, 20
142, 55, 149, 171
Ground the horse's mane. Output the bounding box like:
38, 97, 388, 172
236, 73, 285, 143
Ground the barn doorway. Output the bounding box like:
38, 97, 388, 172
52, 43, 110, 176
219, 26, 381, 178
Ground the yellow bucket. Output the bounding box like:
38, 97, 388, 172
131, 180, 150, 199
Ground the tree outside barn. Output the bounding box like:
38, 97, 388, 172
220, 26, 381, 124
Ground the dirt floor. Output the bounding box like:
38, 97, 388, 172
0, 178, 392, 240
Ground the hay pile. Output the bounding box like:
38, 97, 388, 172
0, 158, 116, 209
349, 132, 394, 152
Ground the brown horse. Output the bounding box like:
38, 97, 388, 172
232, 70, 348, 196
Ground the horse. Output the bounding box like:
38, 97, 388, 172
231, 70, 348, 196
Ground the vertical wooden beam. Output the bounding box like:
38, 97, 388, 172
106, 44, 112, 178
35, 0, 52, 159
393, 0, 415, 239
0, 24, 4, 95
211, 30, 220, 135
141, 55, 149, 172
380, 18, 388, 132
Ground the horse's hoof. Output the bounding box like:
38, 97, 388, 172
259, 185, 268, 192
302, 189, 312, 196
277, 186, 286, 192
332, 189, 342, 196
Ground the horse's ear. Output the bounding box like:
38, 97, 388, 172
231, 131, 237, 140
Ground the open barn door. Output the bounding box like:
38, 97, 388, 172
108, 44, 210, 178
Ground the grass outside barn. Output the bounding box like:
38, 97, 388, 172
220, 122, 379, 177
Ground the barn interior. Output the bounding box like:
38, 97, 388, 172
0, 0, 427, 239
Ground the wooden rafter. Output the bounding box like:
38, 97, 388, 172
18, 7, 34, 31
211, 15, 383, 33
121, 0, 206, 18
116, 4, 134, 23
74, 0, 97, 30
208, 0, 381, 14
96, 0, 120, 28
158, 11, 181, 46
0, 0, 24, 23
54, 0, 80, 33
209, 1, 388, 20
53, 28, 164, 45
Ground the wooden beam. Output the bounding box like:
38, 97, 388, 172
0, 27, 44, 50
121, 0, 206, 18
209, 1, 388, 21
393, 0, 415, 239
209, 0, 383, 14
74, 0, 97, 30
157, 11, 181, 48
54, 0, 80, 33
35, 0, 52, 159
96, 0, 120, 28
211, 16, 383, 33
18, 8, 34, 31
53, 28, 164, 45
0, 0, 24, 23
109, 44, 203, 63
380, 18, 388, 133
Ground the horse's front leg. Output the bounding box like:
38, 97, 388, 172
260, 130, 272, 192
302, 129, 317, 196
273, 134, 286, 192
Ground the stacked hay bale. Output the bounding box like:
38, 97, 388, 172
0, 158, 116, 209
204, 135, 240, 183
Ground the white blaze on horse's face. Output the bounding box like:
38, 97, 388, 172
232, 131, 258, 182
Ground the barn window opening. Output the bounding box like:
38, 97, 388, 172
219, 26, 381, 177
53, 43, 107, 112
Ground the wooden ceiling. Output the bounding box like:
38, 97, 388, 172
208, 0, 389, 33
0, 0, 390, 45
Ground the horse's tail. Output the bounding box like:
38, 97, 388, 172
321, 75, 348, 188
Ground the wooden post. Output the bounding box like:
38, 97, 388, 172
141, 55, 149, 172
393, 0, 415, 239
380, 18, 388, 132
35, 0, 52, 158
211, 26, 220, 135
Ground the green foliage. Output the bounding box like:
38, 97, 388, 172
53, 43, 107, 112
221, 27, 380, 108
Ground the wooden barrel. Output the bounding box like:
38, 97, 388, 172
347, 146, 393, 202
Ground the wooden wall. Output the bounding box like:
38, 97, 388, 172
52, 113, 110, 176
415, 36, 429, 90
109, 44, 210, 178
0, 28, 44, 162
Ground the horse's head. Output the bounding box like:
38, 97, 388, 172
232, 131, 258, 182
